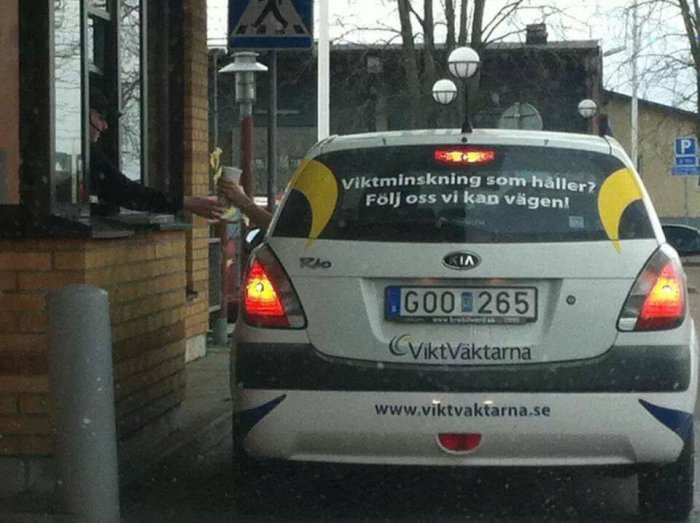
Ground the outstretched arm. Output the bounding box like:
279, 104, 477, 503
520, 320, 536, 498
217, 177, 273, 229
183, 196, 227, 220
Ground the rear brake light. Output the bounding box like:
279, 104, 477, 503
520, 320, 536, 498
617, 245, 686, 331
434, 148, 496, 165
242, 245, 306, 329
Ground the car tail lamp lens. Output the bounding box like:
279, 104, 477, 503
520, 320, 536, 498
242, 245, 306, 329
617, 245, 686, 331
434, 148, 496, 165
437, 433, 482, 453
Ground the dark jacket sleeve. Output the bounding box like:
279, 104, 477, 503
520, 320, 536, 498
90, 146, 182, 214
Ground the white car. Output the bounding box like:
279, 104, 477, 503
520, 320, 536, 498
231, 128, 699, 519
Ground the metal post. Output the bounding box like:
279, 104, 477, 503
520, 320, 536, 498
213, 219, 229, 345
267, 50, 278, 212
631, 1, 639, 169
212, 50, 229, 347
461, 79, 472, 133
240, 101, 254, 198
213, 51, 220, 148
317, 0, 330, 140
48, 284, 120, 523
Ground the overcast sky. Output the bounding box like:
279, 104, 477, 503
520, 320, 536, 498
207, 0, 693, 110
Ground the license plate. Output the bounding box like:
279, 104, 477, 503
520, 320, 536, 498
385, 286, 537, 324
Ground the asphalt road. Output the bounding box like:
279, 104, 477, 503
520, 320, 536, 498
122, 292, 700, 521
120, 420, 700, 522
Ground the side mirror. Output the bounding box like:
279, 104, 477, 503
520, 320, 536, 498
662, 224, 700, 256
244, 228, 264, 252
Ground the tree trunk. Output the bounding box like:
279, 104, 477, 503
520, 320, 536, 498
445, 0, 456, 51
458, 0, 468, 46
677, 0, 700, 137
471, 0, 485, 49
398, 0, 422, 127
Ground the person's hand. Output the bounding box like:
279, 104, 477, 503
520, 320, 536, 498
183, 195, 227, 220
217, 177, 273, 229
217, 177, 248, 207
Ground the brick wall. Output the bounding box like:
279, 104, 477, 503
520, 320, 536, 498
0, 231, 188, 455
0, 0, 20, 204
183, 0, 211, 340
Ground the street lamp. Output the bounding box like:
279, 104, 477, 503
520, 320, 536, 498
447, 46, 481, 133
432, 79, 457, 105
577, 99, 597, 119
216, 52, 267, 346
218, 52, 268, 198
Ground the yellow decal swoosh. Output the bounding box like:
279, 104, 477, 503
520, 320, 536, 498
597, 167, 643, 252
289, 159, 338, 247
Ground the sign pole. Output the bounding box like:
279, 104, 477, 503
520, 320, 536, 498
267, 50, 278, 212
317, 0, 330, 140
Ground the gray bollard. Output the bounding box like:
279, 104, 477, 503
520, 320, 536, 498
48, 284, 120, 523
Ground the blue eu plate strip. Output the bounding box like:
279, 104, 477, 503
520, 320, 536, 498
386, 287, 401, 318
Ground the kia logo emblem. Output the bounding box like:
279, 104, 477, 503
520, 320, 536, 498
442, 251, 481, 270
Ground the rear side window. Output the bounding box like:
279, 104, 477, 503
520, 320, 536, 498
273, 145, 654, 243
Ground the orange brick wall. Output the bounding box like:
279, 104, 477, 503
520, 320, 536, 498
0, 231, 188, 455
183, 0, 211, 339
0, 0, 20, 204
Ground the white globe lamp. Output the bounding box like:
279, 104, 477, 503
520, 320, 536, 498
432, 79, 457, 105
577, 99, 598, 119
447, 46, 480, 79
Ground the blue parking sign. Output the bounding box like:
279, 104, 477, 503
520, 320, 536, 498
675, 136, 696, 156
672, 136, 699, 176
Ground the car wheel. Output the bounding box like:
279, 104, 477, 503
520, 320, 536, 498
638, 427, 694, 521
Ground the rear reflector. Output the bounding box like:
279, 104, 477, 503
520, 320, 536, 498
434, 148, 496, 165
617, 244, 686, 331
437, 433, 482, 453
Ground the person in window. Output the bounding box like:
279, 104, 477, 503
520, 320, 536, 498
217, 176, 273, 229
90, 87, 226, 219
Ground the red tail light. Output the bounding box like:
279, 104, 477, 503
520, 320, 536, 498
434, 148, 496, 165
617, 245, 686, 331
242, 246, 306, 329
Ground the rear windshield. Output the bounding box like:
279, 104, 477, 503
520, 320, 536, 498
273, 144, 654, 243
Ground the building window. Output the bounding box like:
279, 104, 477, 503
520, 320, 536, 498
54, 0, 85, 208
20, 0, 174, 220
119, 0, 145, 182
52, 0, 147, 216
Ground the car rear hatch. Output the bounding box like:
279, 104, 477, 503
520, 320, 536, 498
268, 140, 660, 365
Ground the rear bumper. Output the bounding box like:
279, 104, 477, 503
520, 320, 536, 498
234, 342, 691, 393
233, 389, 694, 467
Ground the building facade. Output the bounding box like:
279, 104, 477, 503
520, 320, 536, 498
211, 36, 604, 197
605, 91, 700, 227
0, 0, 211, 493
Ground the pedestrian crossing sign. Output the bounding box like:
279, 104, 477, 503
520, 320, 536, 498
229, 0, 313, 49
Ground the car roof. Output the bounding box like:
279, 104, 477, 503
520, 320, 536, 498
308, 128, 617, 158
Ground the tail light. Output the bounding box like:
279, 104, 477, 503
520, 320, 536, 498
242, 245, 306, 329
617, 244, 686, 331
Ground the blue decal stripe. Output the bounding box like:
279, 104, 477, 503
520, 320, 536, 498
639, 399, 693, 442
234, 394, 287, 438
